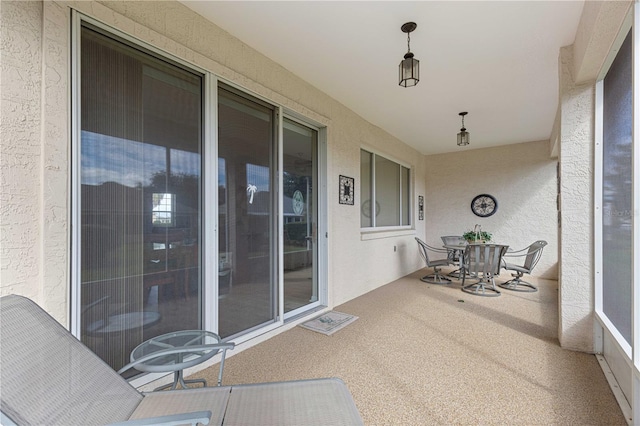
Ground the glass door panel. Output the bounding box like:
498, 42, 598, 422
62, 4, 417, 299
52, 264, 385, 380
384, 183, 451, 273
283, 118, 318, 314
218, 86, 277, 338
79, 24, 202, 375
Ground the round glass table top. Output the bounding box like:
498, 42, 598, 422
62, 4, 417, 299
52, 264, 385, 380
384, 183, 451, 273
130, 330, 222, 373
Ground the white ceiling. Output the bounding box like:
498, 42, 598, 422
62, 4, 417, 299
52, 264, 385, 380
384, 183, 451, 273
181, 1, 585, 155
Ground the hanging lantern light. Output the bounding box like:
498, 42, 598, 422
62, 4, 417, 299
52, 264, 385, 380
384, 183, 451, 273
457, 112, 470, 146
399, 22, 419, 87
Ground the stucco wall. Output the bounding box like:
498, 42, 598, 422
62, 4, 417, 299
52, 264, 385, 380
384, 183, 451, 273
572, 0, 632, 85
423, 140, 558, 279
558, 46, 596, 353
0, 0, 426, 326
1, 1, 44, 304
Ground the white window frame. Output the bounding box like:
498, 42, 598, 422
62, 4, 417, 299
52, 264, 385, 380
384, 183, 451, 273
360, 148, 412, 232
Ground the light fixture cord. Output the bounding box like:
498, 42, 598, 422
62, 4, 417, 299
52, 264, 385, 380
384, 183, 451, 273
461, 114, 465, 129
407, 32, 412, 53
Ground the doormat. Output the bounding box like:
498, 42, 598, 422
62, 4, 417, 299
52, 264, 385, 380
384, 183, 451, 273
299, 311, 358, 335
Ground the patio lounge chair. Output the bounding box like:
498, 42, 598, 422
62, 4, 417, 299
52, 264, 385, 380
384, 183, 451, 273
0, 295, 363, 426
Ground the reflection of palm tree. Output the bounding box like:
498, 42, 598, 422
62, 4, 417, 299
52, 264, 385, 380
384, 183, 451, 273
247, 184, 258, 204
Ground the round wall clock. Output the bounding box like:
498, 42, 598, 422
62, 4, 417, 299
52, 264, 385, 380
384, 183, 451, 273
471, 194, 498, 217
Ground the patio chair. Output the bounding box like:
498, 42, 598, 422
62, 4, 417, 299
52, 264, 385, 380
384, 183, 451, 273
415, 237, 452, 284
0, 295, 363, 426
499, 240, 548, 292
461, 243, 509, 297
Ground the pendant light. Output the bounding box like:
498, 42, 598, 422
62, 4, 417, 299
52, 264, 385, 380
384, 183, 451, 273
399, 22, 419, 87
457, 112, 470, 146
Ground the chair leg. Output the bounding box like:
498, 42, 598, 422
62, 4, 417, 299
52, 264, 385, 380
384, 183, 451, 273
447, 268, 469, 279
462, 276, 501, 297
498, 272, 537, 292
420, 266, 451, 285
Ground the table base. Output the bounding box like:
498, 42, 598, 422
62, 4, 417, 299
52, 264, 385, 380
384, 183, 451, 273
155, 369, 207, 391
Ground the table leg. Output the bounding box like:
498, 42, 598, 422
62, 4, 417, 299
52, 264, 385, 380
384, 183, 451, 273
153, 370, 180, 391
153, 369, 207, 390
447, 249, 467, 279
180, 376, 207, 388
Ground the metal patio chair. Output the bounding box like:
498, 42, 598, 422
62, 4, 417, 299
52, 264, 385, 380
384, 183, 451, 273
415, 237, 452, 285
461, 243, 509, 297
499, 240, 548, 292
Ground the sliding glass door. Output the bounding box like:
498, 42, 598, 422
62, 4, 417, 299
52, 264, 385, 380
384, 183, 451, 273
74, 16, 327, 377
283, 118, 319, 315
217, 85, 278, 338
78, 23, 203, 373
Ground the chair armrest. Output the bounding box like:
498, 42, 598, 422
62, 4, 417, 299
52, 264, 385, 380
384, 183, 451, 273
107, 410, 211, 426
503, 246, 543, 258
425, 244, 450, 254
503, 248, 528, 257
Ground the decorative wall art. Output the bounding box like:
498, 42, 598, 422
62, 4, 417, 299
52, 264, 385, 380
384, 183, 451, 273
418, 195, 424, 220
339, 175, 354, 205
471, 194, 498, 217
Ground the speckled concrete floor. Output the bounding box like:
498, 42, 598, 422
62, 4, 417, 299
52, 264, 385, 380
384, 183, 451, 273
197, 269, 627, 425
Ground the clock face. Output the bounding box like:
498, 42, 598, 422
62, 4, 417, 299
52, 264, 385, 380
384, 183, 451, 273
471, 194, 498, 217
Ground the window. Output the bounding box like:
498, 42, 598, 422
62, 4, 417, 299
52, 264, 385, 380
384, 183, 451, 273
360, 149, 411, 228
601, 28, 632, 346
152, 193, 175, 227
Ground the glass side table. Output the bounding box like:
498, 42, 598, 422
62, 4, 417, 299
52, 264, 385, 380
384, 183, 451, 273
121, 330, 234, 390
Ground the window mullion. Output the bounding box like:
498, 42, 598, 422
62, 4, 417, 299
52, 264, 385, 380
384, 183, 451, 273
371, 153, 376, 228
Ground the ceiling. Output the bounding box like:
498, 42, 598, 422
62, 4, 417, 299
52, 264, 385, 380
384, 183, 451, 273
180, 1, 585, 155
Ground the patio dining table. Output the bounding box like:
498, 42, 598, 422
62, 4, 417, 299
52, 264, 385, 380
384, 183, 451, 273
443, 243, 468, 279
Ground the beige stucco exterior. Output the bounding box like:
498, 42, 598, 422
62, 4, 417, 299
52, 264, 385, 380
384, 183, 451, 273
0, 0, 631, 360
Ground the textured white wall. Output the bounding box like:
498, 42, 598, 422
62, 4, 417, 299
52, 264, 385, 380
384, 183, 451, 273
1, 1, 44, 303
558, 46, 595, 353
424, 140, 558, 279
1, 1, 71, 324
572, 1, 632, 84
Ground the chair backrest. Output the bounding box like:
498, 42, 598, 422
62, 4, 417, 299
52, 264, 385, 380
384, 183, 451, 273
415, 237, 449, 268
464, 244, 509, 276
522, 240, 548, 272
415, 237, 432, 265
441, 235, 466, 246
0, 295, 142, 425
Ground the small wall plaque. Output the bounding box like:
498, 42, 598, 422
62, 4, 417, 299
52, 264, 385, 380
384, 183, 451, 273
339, 175, 354, 205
